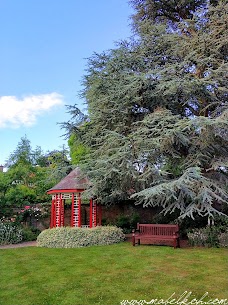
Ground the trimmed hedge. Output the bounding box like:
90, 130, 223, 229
37, 226, 125, 248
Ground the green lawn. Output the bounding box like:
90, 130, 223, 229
0, 243, 227, 305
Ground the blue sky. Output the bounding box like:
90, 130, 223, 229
0, 0, 133, 165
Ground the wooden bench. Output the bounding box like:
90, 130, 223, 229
132, 223, 180, 248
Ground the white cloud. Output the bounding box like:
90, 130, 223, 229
0, 92, 63, 128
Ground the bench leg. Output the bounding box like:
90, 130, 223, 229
173, 238, 180, 248
177, 238, 180, 248
132, 236, 140, 246
132, 235, 135, 246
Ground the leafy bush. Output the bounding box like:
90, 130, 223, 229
116, 215, 131, 233
22, 226, 41, 241
0, 221, 23, 245
218, 231, 228, 248
212, 215, 228, 232
116, 213, 140, 233
37, 226, 125, 248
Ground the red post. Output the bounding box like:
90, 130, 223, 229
53, 203, 56, 228
78, 193, 81, 227
50, 198, 55, 228
71, 193, 74, 227
89, 199, 97, 228
61, 198, 65, 227
98, 204, 102, 226
89, 198, 93, 228
94, 202, 97, 227
53, 196, 56, 228
55, 194, 61, 227
59, 196, 62, 227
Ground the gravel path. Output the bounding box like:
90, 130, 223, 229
0, 241, 37, 249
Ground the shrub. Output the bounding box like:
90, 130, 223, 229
218, 231, 228, 247
0, 221, 23, 245
22, 226, 41, 241
116, 213, 140, 234
212, 215, 228, 232
187, 227, 208, 247
187, 226, 225, 247
116, 215, 131, 233
37, 226, 125, 248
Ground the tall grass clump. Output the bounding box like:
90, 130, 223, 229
37, 226, 125, 248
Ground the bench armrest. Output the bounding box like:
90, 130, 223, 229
173, 231, 180, 238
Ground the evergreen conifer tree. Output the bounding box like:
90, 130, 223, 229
63, 0, 228, 219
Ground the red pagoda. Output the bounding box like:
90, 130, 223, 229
47, 167, 101, 228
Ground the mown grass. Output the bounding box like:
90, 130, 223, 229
0, 243, 227, 305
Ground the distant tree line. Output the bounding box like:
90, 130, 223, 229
0, 136, 71, 218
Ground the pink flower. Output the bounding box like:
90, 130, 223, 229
25, 205, 30, 210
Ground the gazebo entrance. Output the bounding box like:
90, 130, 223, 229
47, 168, 101, 228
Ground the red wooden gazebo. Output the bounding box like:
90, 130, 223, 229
47, 167, 101, 228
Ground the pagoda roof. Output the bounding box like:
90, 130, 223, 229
47, 167, 89, 194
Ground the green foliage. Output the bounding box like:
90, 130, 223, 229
37, 226, 125, 248
5, 184, 36, 208
22, 226, 41, 242
5, 136, 71, 170
116, 213, 140, 233
218, 231, 228, 248
0, 171, 12, 216
212, 214, 228, 232
0, 221, 23, 245
6, 136, 34, 167
1, 136, 72, 218
7, 162, 36, 186
68, 133, 90, 165
130, 0, 207, 30
45, 148, 70, 169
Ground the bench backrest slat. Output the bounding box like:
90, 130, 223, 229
137, 223, 178, 236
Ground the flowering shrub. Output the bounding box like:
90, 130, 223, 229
0, 221, 23, 245
187, 228, 208, 247
18, 206, 42, 221
187, 226, 227, 247
37, 226, 125, 248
